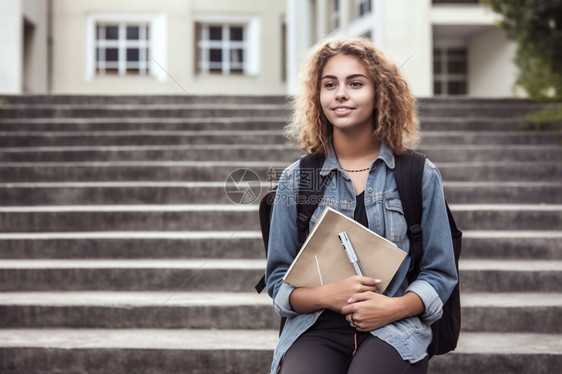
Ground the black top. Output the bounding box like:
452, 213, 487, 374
313, 191, 370, 333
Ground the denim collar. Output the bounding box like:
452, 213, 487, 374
320, 140, 396, 177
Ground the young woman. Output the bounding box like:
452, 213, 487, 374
265, 37, 458, 373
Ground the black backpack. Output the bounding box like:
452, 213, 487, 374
254, 151, 462, 358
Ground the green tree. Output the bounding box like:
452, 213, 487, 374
483, 0, 562, 100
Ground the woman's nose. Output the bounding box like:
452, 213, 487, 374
336, 86, 348, 100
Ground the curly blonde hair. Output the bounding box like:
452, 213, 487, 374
285, 37, 419, 156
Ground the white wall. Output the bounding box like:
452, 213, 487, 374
0, 0, 23, 94
52, 0, 287, 95
468, 27, 521, 97
379, 0, 433, 97
22, 0, 49, 93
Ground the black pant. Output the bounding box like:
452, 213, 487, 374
279, 311, 428, 374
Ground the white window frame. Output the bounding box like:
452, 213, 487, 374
433, 44, 468, 95
85, 13, 167, 82
95, 23, 150, 76
194, 13, 260, 76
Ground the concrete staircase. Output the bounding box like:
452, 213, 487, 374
0, 95, 561, 373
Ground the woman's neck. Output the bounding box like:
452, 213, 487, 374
332, 128, 380, 166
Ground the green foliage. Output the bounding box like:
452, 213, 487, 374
525, 104, 562, 128
483, 0, 562, 101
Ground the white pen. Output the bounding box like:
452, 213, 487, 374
338, 231, 365, 276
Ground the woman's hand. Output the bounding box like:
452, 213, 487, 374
289, 275, 380, 314
341, 292, 425, 332
322, 276, 381, 312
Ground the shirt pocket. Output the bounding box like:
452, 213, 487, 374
383, 198, 407, 244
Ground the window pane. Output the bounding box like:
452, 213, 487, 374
127, 26, 140, 40
209, 26, 222, 40
105, 26, 119, 40
210, 49, 222, 62
448, 81, 467, 95
127, 49, 140, 62
448, 60, 466, 74
231, 49, 244, 64
96, 48, 101, 62
96, 25, 103, 39
360, 0, 371, 16
434, 81, 442, 95
230, 27, 244, 41
106, 48, 118, 62
448, 48, 466, 58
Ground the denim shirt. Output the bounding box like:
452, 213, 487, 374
265, 141, 458, 373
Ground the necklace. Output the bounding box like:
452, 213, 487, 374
343, 167, 370, 173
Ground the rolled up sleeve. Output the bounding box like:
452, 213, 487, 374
406, 279, 443, 325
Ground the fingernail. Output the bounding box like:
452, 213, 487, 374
375, 279, 382, 283
347, 298, 354, 303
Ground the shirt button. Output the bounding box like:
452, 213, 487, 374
367, 188, 373, 193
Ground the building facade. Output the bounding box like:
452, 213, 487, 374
286, 0, 521, 97
0, 0, 522, 97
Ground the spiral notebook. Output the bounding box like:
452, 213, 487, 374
283, 206, 407, 293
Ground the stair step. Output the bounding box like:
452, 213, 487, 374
0, 94, 291, 105
0, 130, 559, 148
0, 204, 560, 232
0, 259, 560, 292
428, 332, 562, 374
0, 116, 555, 132
0, 101, 548, 119
462, 231, 562, 260
460, 259, 562, 292
0, 328, 277, 374
0, 95, 536, 105
0, 143, 559, 164
0, 258, 266, 291
1, 291, 560, 333
0, 329, 560, 374
0, 292, 277, 329
1, 230, 560, 260
1, 161, 560, 182
0, 231, 264, 259
0, 104, 293, 119
1, 181, 560, 205
461, 293, 562, 333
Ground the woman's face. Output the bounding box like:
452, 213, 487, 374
319, 54, 376, 134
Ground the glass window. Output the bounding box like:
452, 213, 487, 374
448, 81, 467, 95
126, 26, 139, 40
433, 47, 467, 95
230, 27, 244, 41
358, 0, 372, 17
197, 23, 248, 75
95, 23, 150, 76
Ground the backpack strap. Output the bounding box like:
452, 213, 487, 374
393, 150, 426, 282
254, 191, 276, 293
254, 154, 327, 294
296, 154, 327, 247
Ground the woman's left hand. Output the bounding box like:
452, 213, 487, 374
340, 292, 406, 332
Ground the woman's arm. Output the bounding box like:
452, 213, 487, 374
290, 276, 381, 314
340, 291, 424, 332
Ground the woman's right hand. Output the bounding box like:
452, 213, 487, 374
323, 276, 381, 312
289, 275, 381, 314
